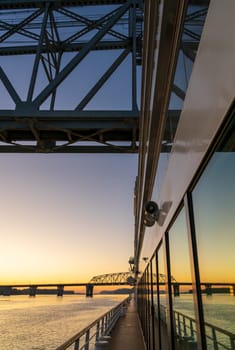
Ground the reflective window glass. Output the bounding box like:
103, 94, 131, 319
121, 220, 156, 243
168, 208, 197, 348
147, 264, 153, 350
158, 244, 169, 349
145, 266, 151, 350
152, 254, 161, 350
143, 271, 148, 345
192, 116, 235, 349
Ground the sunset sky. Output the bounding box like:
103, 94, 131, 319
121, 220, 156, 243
0, 4, 141, 285
0, 153, 137, 284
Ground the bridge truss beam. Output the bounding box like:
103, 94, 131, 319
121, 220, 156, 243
89, 271, 133, 285
0, 0, 143, 153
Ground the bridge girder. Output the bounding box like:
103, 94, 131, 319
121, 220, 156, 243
0, 1, 132, 9
89, 271, 133, 284
0, 0, 143, 153
0, 110, 139, 152
0, 0, 209, 154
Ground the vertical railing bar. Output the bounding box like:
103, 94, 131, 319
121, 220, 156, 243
190, 319, 194, 338
74, 339, 79, 350
212, 327, 218, 350
96, 321, 100, 341
173, 311, 175, 331
231, 336, 235, 350
177, 313, 182, 337
175, 312, 178, 335
84, 329, 90, 350
183, 314, 187, 336
105, 314, 108, 332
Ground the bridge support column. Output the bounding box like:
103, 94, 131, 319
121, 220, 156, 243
173, 283, 180, 296
29, 286, 37, 296
2, 286, 12, 296
86, 284, 94, 297
57, 285, 64, 297
204, 284, 212, 296
231, 285, 235, 296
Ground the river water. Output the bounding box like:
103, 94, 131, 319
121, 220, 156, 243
0, 294, 126, 350
1, 293, 235, 350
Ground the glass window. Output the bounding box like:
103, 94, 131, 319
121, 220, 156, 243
147, 264, 153, 350
192, 116, 235, 349
143, 271, 148, 345
158, 244, 169, 350
152, 254, 161, 350
137, 276, 145, 333
168, 208, 198, 348
144, 266, 150, 350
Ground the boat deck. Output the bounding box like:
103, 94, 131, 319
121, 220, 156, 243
109, 298, 146, 350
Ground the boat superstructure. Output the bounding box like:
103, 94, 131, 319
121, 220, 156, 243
135, 1, 235, 350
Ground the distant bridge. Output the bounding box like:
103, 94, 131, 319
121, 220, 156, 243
0, 272, 135, 297
89, 272, 134, 285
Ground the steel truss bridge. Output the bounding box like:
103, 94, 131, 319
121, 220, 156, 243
0, 272, 173, 291
0, 272, 135, 296
0, 0, 143, 153
89, 271, 134, 284
0, 0, 209, 154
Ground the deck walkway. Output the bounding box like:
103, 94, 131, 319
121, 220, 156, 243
109, 297, 146, 350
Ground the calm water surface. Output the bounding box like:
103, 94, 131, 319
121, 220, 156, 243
0, 294, 126, 350
173, 294, 235, 333
1, 294, 235, 349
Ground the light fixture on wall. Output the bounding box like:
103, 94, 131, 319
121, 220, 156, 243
143, 201, 160, 227
128, 256, 135, 273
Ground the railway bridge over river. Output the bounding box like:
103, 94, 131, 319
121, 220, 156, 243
0, 272, 136, 297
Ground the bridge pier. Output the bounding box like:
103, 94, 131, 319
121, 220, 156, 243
173, 283, 180, 296
29, 286, 37, 296
231, 285, 235, 296
204, 284, 212, 296
57, 285, 64, 297
2, 286, 12, 296
86, 284, 94, 297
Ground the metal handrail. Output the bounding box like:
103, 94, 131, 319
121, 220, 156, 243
172, 308, 235, 350
55, 296, 130, 350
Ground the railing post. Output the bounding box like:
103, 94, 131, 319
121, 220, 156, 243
74, 339, 79, 350
104, 315, 108, 332
106, 312, 110, 333
183, 315, 187, 336
101, 318, 104, 335
84, 329, 90, 350
230, 336, 235, 350
178, 313, 181, 337
190, 319, 194, 338
96, 321, 100, 341
212, 327, 218, 350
